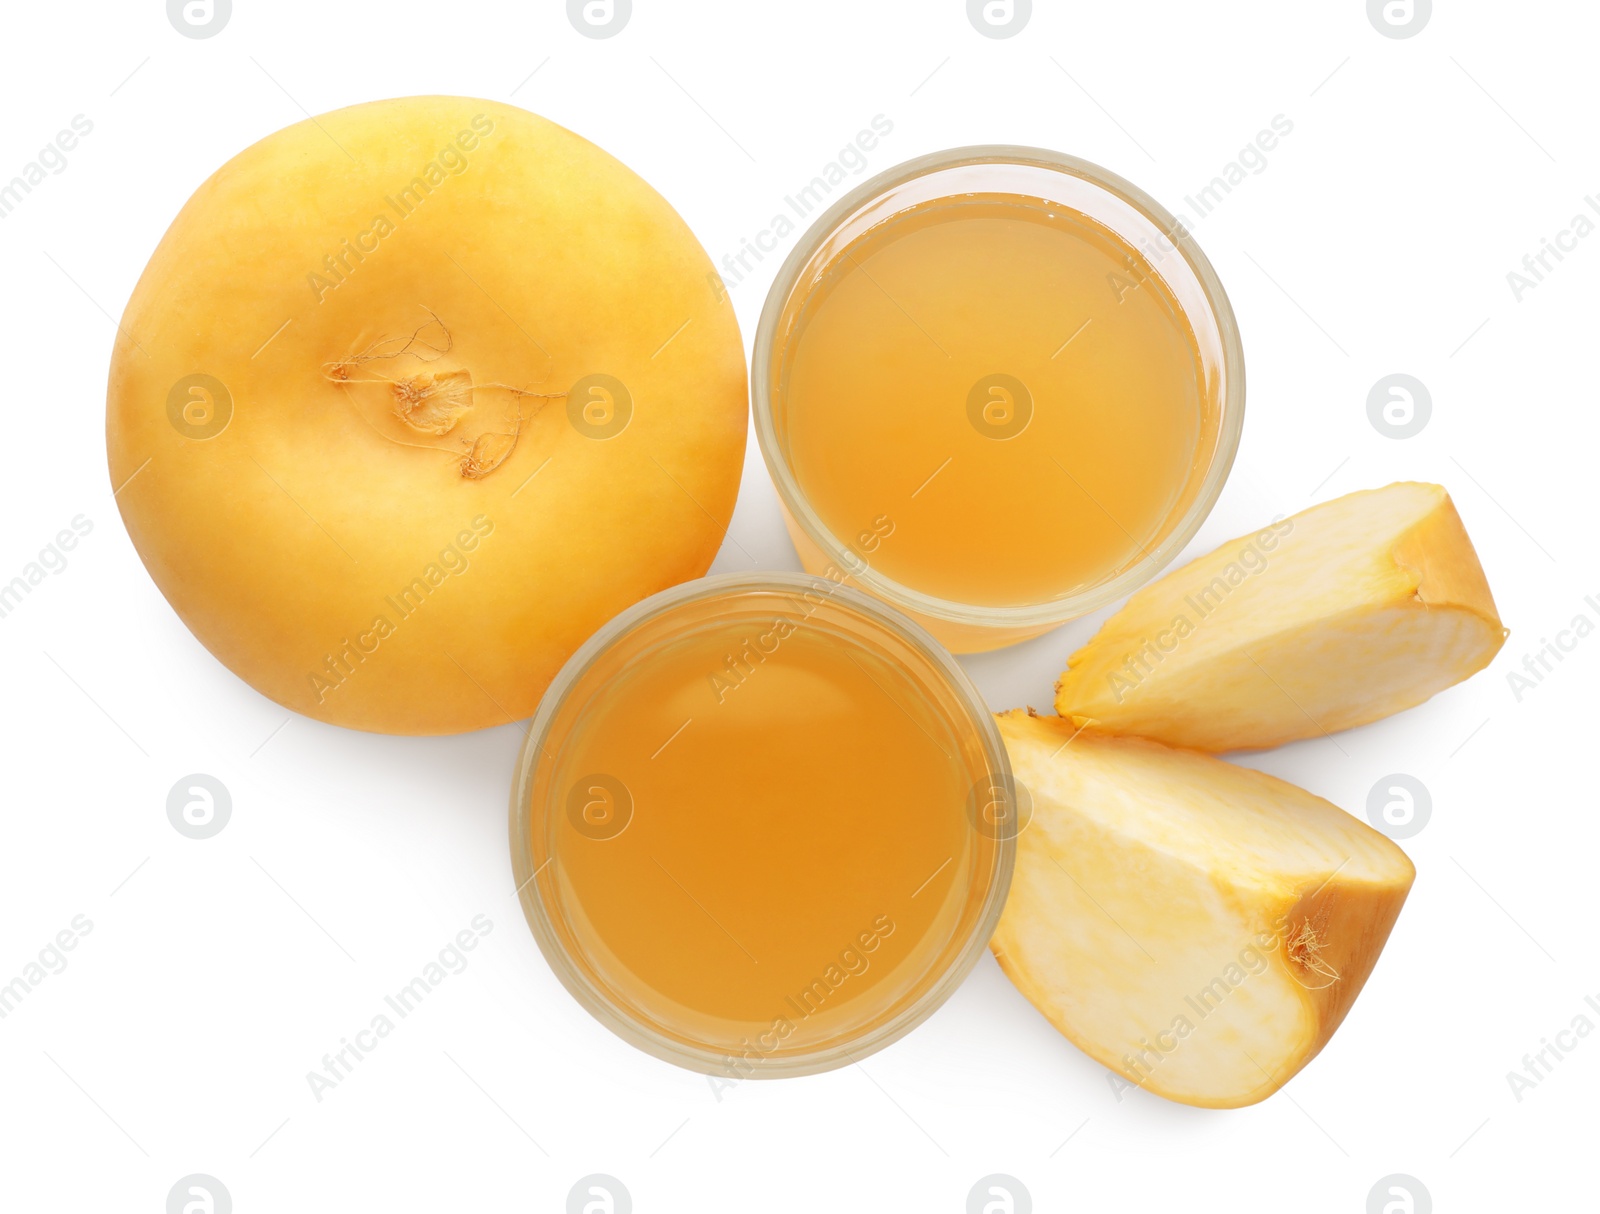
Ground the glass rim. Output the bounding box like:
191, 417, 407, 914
750, 143, 1247, 629
508, 570, 1017, 1078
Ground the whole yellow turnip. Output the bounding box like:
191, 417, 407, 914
107, 96, 747, 734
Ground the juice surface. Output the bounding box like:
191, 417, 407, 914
780, 196, 1213, 608
534, 590, 998, 1065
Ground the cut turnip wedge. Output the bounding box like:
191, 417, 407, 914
992, 710, 1415, 1109
1054, 482, 1507, 751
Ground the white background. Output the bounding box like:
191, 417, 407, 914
1, 1, 1594, 1210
